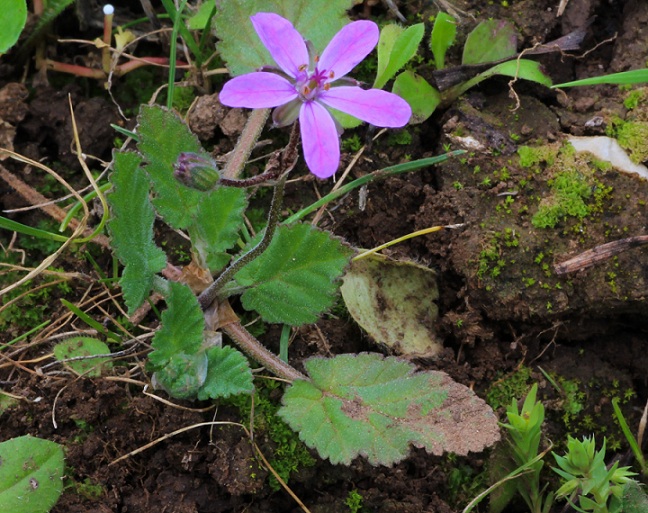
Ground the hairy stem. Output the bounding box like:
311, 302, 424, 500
198, 173, 286, 310
222, 108, 270, 179
222, 321, 308, 382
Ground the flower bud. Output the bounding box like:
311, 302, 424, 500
174, 152, 221, 191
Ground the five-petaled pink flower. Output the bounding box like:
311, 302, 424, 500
219, 12, 412, 179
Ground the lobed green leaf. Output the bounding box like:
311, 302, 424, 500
188, 187, 248, 272
149, 281, 205, 369
235, 223, 354, 326
136, 105, 208, 229
279, 353, 501, 466
107, 151, 167, 313
197, 345, 254, 400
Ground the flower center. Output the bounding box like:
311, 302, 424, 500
295, 64, 333, 102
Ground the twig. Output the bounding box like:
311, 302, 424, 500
554, 236, 648, 275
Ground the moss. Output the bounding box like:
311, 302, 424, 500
486, 365, 533, 410
531, 170, 591, 229
609, 119, 648, 163
517, 144, 558, 169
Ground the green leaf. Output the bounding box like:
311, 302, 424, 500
53, 336, 113, 377
376, 24, 403, 85
153, 351, 208, 399
621, 481, 648, 513
552, 68, 648, 88
0, 0, 27, 53
186, 0, 216, 30
279, 353, 501, 465
197, 346, 254, 400
392, 71, 440, 124
107, 151, 167, 313
136, 105, 208, 229
187, 187, 248, 272
486, 59, 553, 86
462, 19, 517, 65
235, 223, 354, 326
214, 0, 355, 76
374, 23, 425, 90
430, 12, 456, 70
340, 255, 441, 357
149, 281, 205, 369
0, 435, 64, 513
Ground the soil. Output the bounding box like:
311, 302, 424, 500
1, 1, 647, 512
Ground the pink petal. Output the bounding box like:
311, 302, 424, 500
219, 72, 297, 108
251, 13, 309, 78
318, 21, 379, 80
320, 87, 411, 127
300, 102, 340, 179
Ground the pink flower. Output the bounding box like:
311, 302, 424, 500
219, 13, 412, 179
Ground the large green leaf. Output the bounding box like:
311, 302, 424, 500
136, 105, 208, 229
149, 281, 205, 369
462, 20, 517, 65
0, 0, 27, 53
235, 223, 354, 325
374, 23, 425, 89
187, 187, 248, 272
0, 435, 64, 513
214, 0, 355, 76
486, 59, 553, 86
197, 345, 254, 400
107, 151, 167, 313
279, 353, 501, 466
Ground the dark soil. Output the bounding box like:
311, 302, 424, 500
1, 1, 647, 512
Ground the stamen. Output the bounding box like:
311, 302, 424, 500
324, 83, 331, 91
328, 71, 335, 79
314, 55, 320, 62
303, 86, 311, 95
298, 64, 308, 72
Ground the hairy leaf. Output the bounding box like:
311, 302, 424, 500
188, 187, 248, 272
149, 281, 205, 369
392, 71, 440, 124
197, 346, 254, 400
107, 151, 167, 313
0, 0, 27, 53
279, 353, 500, 466
0, 435, 64, 513
53, 336, 112, 377
153, 351, 208, 399
462, 20, 517, 65
235, 223, 354, 325
215, 0, 355, 76
136, 105, 208, 229
622, 481, 648, 513
374, 23, 425, 89
430, 12, 456, 70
